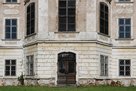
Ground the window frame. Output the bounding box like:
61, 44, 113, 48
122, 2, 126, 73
118, 0, 131, 2
26, 55, 34, 76
118, 18, 131, 39
100, 55, 108, 76
26, 2, 35, 36
6, 0, 17, 3
99, 2, 109, 35
5, 19, 17, 40
58, 0, 76, 32
5, 59, 16, 76
119, 59, 131, 76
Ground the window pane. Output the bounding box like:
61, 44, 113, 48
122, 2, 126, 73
126, 71, 130, 76
6, 19, 10, 26
100, 11, 104, 18
120, 66, 124, 71
59, 17, 66, 23
120, 71, 124, 76
5, 71, 10, 76
59, 1, 66, 7
126, 66, 130, 71
12, 27, 17, 33
126, 33, 130, 38
59, 24, 66, 31
119, 33, 124, 38
12, 0, 17, 2
68, 17, 75, 23
6, 60, 10, 65
11, 71, 16, 76
68, 8, 75, 15
105, 5, 108, 12
6, 0, 11, 2
125, 60, 130, 65
120, 60, 125, 65
119, 19, 124, 25
12, 33, 17, 39
12, 19, 17, 25
6, 27, 10, 32
6, 66, 10, 70
68, 24, 75, 31
68, 1, 75, 7
11, 66, 16, 70
125, 19, 130, 24
59, 8, 66, 15
119, 26, 124, 32
126, 26, 130, 32
11, 60, 16, 65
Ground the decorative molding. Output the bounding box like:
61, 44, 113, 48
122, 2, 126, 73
24, 0, 30, 5
106, 0, 112, 4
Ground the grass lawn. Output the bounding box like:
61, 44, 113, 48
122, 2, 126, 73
0, 86, 136, 91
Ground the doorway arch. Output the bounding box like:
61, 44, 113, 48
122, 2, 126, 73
57, 52, 76, 84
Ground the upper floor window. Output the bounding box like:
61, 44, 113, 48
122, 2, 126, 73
5, 19, 17, 39
119, 59, 131, 76
100, 55, 108, 76
100, 2, 109, 35
119, 18, 131, 38
26, 3, 35, 36
6, 0, 17, 3
5, 59, 16, 76
119, 0, 130, 2
59, 0, 76, 32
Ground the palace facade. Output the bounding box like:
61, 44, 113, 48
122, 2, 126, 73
0, 0, 136, 86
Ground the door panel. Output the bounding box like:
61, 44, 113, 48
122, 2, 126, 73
58, 52, 76, 84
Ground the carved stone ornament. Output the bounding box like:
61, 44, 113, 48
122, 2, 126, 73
24, 0, 30, 5
106, 0, 112, 4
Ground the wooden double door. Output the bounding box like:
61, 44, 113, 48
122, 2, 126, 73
57, 52, 76, 84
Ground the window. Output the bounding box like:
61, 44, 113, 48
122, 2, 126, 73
5, 19, 17, 39
119, 0, 130, 2
59, 0, 76, 32
119, 59, 131, 76
119, 18, 131, 38
100, 2, 109, 35
27, 3, 35, 36
100, 55, 108, 76
6, 0, 17, 3
26, 55, 34, 76
5, 60, 16, 76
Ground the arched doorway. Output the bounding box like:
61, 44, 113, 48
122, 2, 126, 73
57, 52, 76, 84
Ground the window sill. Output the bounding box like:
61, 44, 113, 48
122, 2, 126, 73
25, 33, 36, 38
118, 76, 131, 78
3, 76, 17, 79
116, 2, 133, 4
98, 33, 110, 38
24, 75, 36, 79
95, 77, 110, 80
2, 39, 21, 41
55, 31, 79, 34
115, 38, 134, 41
3, 3, 20, 4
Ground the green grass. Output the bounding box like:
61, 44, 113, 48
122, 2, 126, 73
0, 86, 136, 91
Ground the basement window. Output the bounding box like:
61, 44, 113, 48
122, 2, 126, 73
26, 55, 34, 76
100, 55, 108, 76
119, 59, 131, 76
5, 60, 16, 76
